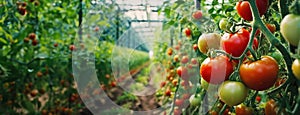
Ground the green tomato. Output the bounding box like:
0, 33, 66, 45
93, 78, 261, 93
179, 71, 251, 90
189, 94, 201, 106
269, 50, 282, 63
219, 18, 232, 32
197, 33, 221, 54
280, 14, 300, 46
218, 81, 248, 106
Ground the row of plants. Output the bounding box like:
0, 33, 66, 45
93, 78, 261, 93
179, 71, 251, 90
154, 0, 300, 114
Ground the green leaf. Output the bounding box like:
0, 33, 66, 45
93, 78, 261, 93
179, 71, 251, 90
35, 53, 48, 59
0, 37, 7, 44
21, 101, 35, 112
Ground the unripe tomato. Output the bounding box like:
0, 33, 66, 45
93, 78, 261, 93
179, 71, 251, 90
219, 18, 232, 32
200, 55, 234, 84
236, 0, 269, 21
292, 59, 300, 80
189, 94, 201, 106
174, 55, 179, 62
218, 81, 248, 106
240, 56, 279, 91
197, 33, 221, 54
167, 47, 173, 56
280, 14, 300, 46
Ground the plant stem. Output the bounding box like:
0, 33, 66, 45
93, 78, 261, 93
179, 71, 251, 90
247, 0, 297, 96
169, 78, 181, 115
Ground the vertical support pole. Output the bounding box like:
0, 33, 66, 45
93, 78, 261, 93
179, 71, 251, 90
116, 8, 120, 41
79, 0, 83, 42
195, 0, 201, 10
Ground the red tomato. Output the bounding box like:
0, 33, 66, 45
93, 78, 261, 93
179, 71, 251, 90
192, 10, 203, 20
181, 56, 189, 64
239, 56, 279, 91
177, 66, 188, 78
236, 0, 269, 21
175, 99, 184, 106
184, 28, 192, 37
266, 24, 276, 33
193, 44, 198, 51
235, 104, 253, 115
200, 55, 234, 84
265, 99, 277, 115
221, 28, 258, 57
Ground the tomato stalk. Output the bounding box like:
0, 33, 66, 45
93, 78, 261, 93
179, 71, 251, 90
218, 104, 227, 115
247, 0, 297, 96
169, 77, 181, 115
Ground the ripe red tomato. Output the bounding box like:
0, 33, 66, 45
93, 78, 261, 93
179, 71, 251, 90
239, 56, 279, 91
54, 43, 58, 47
236, 0, 269, 21
221, 28, 258, 57
175, 99, 184, 106
266, 24, 276, 33
181, 56, 189, 64
235, 104, 253, 115
28, 33, 36, 40
173, 108, 182, 115
69, 45, 75, 51
32, 39, 38, 46
184, 28, 192, 37
264, 99, 277, 115
193, 44, 198, 51
165, 88, 171, 96
177, 66, 188, 78
200, 55, 234, 84
256, 96, 261, 102
192, 10, 203, 20
160, 81, 166, 88
191, 58, 198, 65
